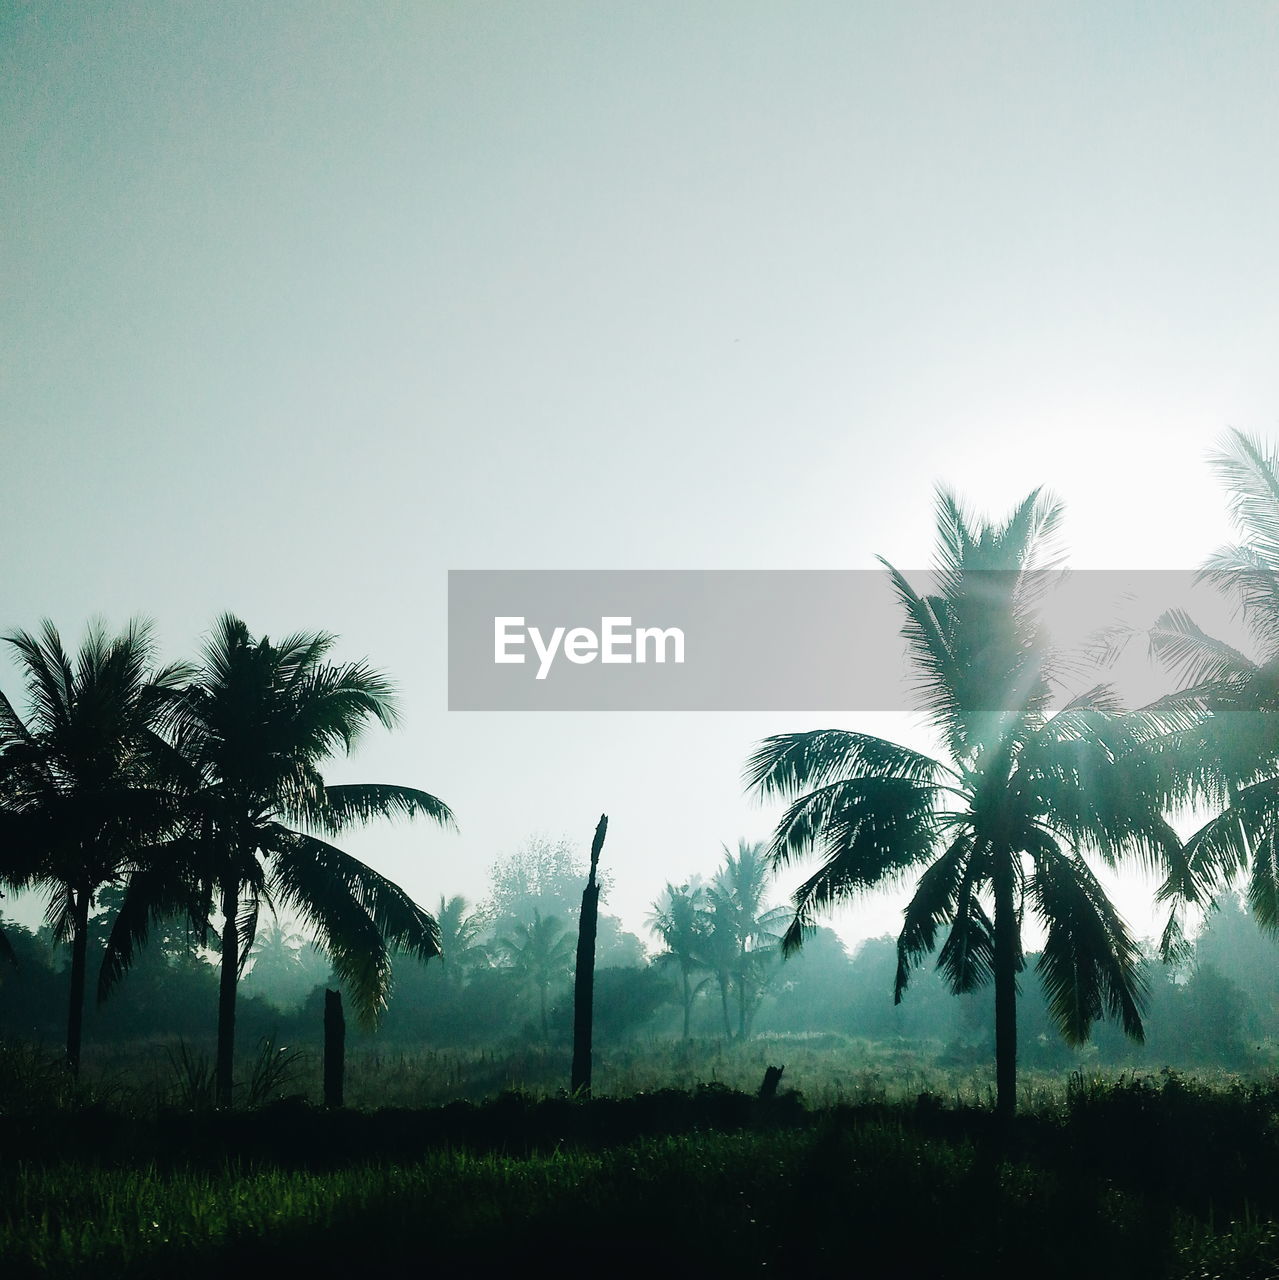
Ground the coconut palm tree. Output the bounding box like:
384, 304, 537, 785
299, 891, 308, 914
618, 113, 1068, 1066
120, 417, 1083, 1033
745, 489, 1183, 1118
1132, 431, 1279, 940
496, 909, 575, 1041
707, 841, 789, 1040
647, 881, 712, 1039
435, 894, 490, 989
0, 619, 189, 1074
100, 613, 454, 1107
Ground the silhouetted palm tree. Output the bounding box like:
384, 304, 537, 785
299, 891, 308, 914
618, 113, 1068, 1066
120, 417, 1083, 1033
745, 489, 1182, 1118
497, 908, 575, 1041
1134, 431, 1279, 943
0, 619, 188, 1073
102, 614, 454, 1107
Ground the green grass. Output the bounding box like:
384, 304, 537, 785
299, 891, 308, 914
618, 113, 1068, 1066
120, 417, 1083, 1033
5, 1116, 1273, 1278
0, 1127, 1168, 1277
8, 1039, 1279, 1276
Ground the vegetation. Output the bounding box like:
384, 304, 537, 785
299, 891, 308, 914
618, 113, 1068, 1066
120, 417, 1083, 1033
745, 489, 1187, 1117
0, 615, 453, 1107
5, 1071, 1279, 1277
0, 620, 188, 1075
16, 440, 1279, 1269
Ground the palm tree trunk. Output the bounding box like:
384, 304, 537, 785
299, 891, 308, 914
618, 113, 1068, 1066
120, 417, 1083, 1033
719, 973, 732, 1040
682, 967, 692, 1040
993, 853, 1018, 1122
738, 946, 748, 1040
539, 982, 549, 1043
216, 880, 238, 1108
65, 885, 91, 1077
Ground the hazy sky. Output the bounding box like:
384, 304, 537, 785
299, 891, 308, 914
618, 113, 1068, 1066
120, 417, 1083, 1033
4, 2, 1279, 950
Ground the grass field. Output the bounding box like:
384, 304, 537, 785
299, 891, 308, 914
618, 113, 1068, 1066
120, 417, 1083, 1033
5, 1037, 1279, 1277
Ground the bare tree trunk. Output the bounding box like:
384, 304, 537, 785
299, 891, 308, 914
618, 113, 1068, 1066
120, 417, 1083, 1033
993, 853, 1018, 1123
216, 880, 238, 1109
324, 989, 345, 1108
571, 814, 608, 1097
65, 886, 90, 1077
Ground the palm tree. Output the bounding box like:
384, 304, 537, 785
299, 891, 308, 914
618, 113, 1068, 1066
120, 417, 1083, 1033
101, 614, 455, 1107
496, 909, 575, 1041
0, 619, 189, 1074
1132, 431, 1279, 940
647, 881, 711, 1039
707, 841, 788, 1040
435, 894, 490, 989
745, 489, 1182, 1118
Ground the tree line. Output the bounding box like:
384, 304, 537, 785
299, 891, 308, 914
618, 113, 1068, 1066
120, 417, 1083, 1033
8, 431, 1279, 1116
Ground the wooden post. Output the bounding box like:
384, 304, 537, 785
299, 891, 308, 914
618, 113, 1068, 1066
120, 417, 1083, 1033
759, 1064, 785, 1100
571, 814, 608, 1097
324, 988, 345, 1108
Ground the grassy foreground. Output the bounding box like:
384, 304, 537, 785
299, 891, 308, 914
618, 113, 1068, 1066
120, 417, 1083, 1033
4, 1069, 1279, 1277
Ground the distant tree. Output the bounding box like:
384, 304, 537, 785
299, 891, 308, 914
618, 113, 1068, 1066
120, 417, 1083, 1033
702, 896, 741, 1040
242, 919, 329, 1013
707, 842, 789, 1040
594, 913, 647, 968
487, 835, 611, 927
0, 913, 62, 1040
758, 925, 854, 1035
563, 965, 672, 1044
647, 881, 712, 1039
496, 909, 575, 1042
1173, 963, 1252, 1066
435, 894, 490, 989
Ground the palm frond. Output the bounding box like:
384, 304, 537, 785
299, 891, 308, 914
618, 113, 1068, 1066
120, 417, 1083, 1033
98, 847, 210, 999
265, 826, 439, 1024
771, 775, 944, 938
1028, 845, 1146, 1044
1208, 429, 1279, 566
1146, 607, 1257, 689
302, 783, 457, 837
1247, 826, 1279, 933
1180, 778, 1279, 895
894, 833, 972, 999
744, 729, 947, 801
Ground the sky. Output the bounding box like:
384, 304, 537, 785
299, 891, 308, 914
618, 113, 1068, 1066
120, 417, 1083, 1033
4, 1, 1279, 953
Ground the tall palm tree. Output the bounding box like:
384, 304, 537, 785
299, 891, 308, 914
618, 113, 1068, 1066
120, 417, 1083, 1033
1133, 431, 1279, 939
647, 881, 712, 1039
101, 614, 454, 1107
0, 619, 189, 1074
745, 489, 1182, 1118
496, 909, 575, 1041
